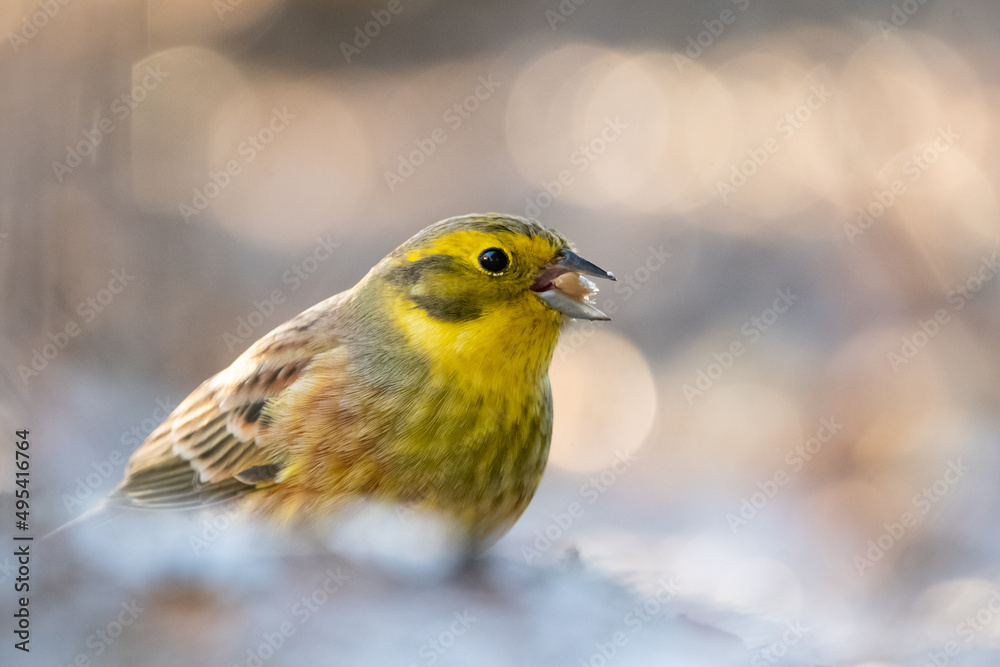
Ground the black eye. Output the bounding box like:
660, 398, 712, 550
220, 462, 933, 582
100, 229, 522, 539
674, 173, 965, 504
478, 247, 509, 274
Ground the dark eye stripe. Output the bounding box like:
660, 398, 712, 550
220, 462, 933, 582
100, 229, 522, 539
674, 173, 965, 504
383, 253, 484, 322
383, 254, 457, 287
408, 295, 482, 322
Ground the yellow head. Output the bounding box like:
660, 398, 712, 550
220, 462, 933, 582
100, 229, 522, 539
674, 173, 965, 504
367, 214, 614, 383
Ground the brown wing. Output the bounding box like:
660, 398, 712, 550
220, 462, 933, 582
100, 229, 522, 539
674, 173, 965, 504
112, 294, 347, 509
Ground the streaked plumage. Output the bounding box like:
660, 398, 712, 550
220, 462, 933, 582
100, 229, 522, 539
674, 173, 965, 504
112, 214, 614, 547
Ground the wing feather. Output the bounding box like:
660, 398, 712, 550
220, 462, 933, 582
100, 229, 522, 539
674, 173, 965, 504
113, 294, 349, 510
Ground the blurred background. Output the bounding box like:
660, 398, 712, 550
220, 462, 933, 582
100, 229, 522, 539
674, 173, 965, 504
2, 0, 1000, 665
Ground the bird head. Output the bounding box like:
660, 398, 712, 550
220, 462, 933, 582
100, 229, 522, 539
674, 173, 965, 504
378, 213, 616, 327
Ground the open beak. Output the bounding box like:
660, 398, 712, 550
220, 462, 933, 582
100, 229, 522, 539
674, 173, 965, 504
531, 249, 616, 321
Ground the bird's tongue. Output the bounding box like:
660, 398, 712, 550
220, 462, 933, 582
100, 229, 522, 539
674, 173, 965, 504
531, 266, 570, 293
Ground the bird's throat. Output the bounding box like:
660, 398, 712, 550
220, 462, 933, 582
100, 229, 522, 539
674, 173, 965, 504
389, 290, 563, 392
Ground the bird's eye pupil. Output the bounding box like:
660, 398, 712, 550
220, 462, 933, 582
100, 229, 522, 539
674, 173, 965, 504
478, 248, 509, 274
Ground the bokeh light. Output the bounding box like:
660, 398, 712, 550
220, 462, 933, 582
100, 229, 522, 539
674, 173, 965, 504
5, 2, 1000, 665
548, 329, 657, 473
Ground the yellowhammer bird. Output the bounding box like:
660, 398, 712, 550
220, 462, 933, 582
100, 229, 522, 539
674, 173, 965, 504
110, 214, 614, 549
